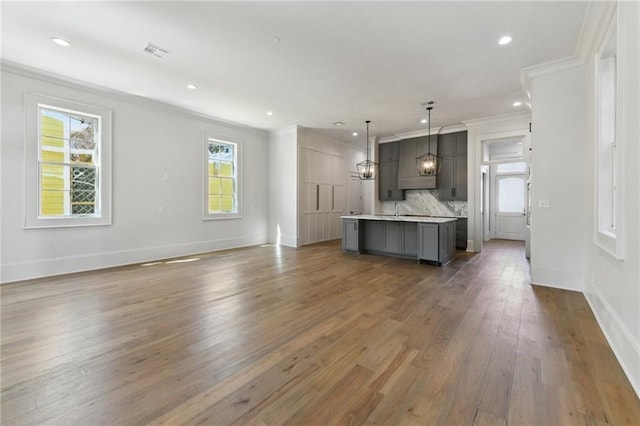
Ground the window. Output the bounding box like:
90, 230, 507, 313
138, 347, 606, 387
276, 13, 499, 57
25, 94, 112, 228
594, 12, 623, 259
203, 133, 241, 219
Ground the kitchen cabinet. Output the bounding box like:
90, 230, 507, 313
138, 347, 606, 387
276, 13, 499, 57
361, 220, 418, 258
342, 219, 360, 252
455, 218, 467, 250
341, 216, 456, 265
402, 222, 418, 256
437, 131, 467, 201
418, 221, 456, 265
378, 142, 404, 201
364, 220, 386, 252
398, 135, 438, 189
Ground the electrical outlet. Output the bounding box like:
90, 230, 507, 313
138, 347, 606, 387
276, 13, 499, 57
539, 200, 550, 208
158, 206, 165, 213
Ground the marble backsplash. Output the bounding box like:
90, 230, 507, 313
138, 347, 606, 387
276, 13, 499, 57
380, 189, 467, 217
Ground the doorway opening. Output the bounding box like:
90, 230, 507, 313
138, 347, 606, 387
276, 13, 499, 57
481, 136, 529, 244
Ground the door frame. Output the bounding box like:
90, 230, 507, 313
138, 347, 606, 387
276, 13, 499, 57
492, 170, 527, 240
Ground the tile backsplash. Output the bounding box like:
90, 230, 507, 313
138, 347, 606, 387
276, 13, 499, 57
380, 189, 467, 217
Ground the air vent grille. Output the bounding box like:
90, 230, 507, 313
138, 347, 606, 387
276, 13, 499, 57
143, 43, 170, 58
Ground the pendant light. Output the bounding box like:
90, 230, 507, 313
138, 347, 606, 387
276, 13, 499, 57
416, 106, 441, 176
356, 120, 378, 180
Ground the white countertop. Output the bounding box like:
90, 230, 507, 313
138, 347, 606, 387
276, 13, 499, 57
340, 214, 457, 224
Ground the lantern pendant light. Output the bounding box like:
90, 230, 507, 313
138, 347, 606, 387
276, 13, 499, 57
356, 120, 378, 180
416, 106, 441, 176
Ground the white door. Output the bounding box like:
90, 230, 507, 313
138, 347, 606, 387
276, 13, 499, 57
495, 174, 527, 240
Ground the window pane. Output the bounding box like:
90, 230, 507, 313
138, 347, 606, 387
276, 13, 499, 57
496, 162, 527, 173
221, 196, 234, 212
39, 106, 100, 218
207, 139, 237, 215
498, 177, 524, 213
41, 164, 67, 190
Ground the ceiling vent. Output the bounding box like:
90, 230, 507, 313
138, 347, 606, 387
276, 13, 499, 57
143, 43, 170, 58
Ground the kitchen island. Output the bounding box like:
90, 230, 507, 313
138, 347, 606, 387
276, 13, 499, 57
341, 215, 457, 266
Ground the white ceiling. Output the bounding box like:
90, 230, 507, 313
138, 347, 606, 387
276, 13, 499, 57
1, 1, 588, 144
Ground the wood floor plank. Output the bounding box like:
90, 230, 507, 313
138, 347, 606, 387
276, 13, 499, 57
2, 239, 638, 425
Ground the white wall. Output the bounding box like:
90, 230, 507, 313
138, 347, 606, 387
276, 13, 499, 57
528, 64, 587, 291
582, 1, 640, 396
267, 126, 298, 247
1, 67, 269, 283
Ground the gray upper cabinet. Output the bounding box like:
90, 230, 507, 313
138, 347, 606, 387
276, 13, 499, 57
378, 142, 404, 201
437, 131, 468, 201
398, 135, 437, 189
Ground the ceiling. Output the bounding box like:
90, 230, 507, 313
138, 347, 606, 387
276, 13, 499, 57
1, 1, 588, 144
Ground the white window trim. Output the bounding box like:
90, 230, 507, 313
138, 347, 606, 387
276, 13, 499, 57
593, 12, 624, 260
202, 132, 242, 220
24, 93, 112, 229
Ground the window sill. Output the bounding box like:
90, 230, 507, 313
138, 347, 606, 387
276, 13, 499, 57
595, 231, 624, 260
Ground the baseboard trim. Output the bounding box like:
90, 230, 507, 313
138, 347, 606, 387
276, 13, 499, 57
530, 266, 584, 291
584, 283, 640, 399
1, 235, 267, 283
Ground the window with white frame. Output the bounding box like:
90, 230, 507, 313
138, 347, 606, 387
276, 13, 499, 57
595, 12, 623, 259
25, 94, 112, 228
203, 134, 241, 219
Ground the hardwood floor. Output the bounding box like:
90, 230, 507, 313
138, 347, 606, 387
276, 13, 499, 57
1, 240, 638, 425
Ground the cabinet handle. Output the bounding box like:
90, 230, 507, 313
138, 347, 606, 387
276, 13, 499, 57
388, 189, 392, 198
316, 185, 319, 210
332, 186, 335, 210
452, 187, 456, 197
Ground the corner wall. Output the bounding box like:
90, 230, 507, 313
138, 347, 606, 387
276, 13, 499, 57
1, 66, 269, 283
528, 64, 587, 292
267, 127, 298, 247
582, 1, 640, 396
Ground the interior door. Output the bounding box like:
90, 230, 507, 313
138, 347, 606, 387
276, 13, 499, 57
495, 174, 527, 240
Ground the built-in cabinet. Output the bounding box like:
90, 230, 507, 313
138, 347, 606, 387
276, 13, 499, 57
455, 218, 467, 250
417, 221, 456, 265
362, 220, 417, 257
342, 218, 455, 266
437, 131, 468, 201
378, 141, 404, 201
342, 218, 359, 252
300, 148, 344, 245
398, 135, 438, 189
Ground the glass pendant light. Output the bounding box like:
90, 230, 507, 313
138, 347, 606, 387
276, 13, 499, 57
416, 106, 441, 176
356, 120, 378, 180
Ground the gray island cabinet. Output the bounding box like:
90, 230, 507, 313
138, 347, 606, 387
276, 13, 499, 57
341, 215, 457, 266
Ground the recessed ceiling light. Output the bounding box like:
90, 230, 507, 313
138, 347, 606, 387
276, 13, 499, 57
51, 37, 71, 47
186, 84, 197, 90
352, 132, 358, 136
498, 36, 513, 45
513, 101, 522, 107
267, 111, 274, 116
421, 118, 427, 124
333, 121, 344, 126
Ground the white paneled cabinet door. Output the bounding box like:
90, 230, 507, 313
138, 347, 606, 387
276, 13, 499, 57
300, 148, 345, 245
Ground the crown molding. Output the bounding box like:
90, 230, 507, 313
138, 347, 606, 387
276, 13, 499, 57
575, 0, 617, 60
297, 126, 365, 151
1, 59, 268, 137
462, 112, 531, 128
521, 56, 586, 81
